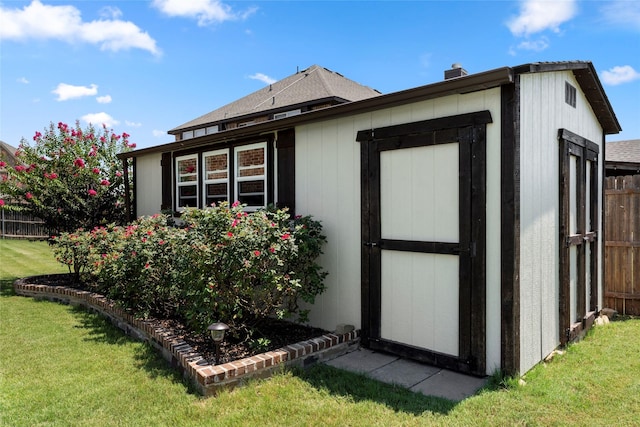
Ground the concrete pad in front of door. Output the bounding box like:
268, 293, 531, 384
325, 348, 399, 374
324, 348, 488, 401
410, 369, 488, 401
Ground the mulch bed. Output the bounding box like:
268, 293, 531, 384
25, 274, 328, 365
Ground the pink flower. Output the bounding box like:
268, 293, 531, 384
144, 263, 150, 269
100, 179, 110, 186
115, 171, 122, 177
74, 158, 85, 168
14, 165, 25, 172
49, 173, 58, 180
232, 201, 240, 208
127, 142, 136, 148
88, 189, 97, 197
227, 232, 233, 237
33, 131, 42, 141
0, 161, 5, 167
100, 136, 106, 143
0, 199, 4, 207
158, 240, 165, 245
122, 132, 130, 138
253, 250, 261, 257
281, 233, 290, 240
231, 219, 240, 227
92, 167, 100, 174
25, 192, 33, 200
269, 247, 275, 253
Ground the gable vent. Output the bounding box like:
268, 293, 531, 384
565, 82, 577, 108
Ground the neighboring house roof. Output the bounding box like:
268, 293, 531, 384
606, 139, 640, 163
606, 139, 640, 175
169, 65, 381, 134
121, 60, 621, 159
0, 140, 18, 167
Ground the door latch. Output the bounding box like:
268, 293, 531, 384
363, 241, 379, 247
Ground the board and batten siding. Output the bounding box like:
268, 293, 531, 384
518, 71, 604, 373
134, 152, 164, 217
296, 88, 503, 375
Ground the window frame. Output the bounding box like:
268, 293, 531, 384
202, 148, 230, 208
175, 154, 199, 211
234, 142, 268, 211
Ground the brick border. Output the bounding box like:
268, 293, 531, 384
14, 275, 360, 396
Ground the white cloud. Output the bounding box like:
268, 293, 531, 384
152, 129, 166, 137
52, 83, 98, 101
0, 0, 161, 56
507, 0, 577, 37
125, 120, 142, 127
600, 1, 640, 31
249, 72, 276, 85
99, 6, 123, 20
152, 0, 257, 26
17, 77, 29, 84
516, 37, 549, 52
96, 95, 112, 104
82, 112, 119, 127
601, 65, 640, 86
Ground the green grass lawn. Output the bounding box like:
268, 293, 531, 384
1, 239, 639, 426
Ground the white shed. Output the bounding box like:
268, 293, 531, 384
120, 61, 620, 376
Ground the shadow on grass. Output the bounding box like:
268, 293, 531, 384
292, 364, 458, 416
68, 305, 200, 395
0, 279, 17, 297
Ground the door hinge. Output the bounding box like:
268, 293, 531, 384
470, 241, 477, 257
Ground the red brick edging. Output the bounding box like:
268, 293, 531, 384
14, 276, 360, 396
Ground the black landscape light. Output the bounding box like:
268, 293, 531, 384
207, 322, 229, 365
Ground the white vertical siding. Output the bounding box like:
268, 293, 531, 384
296, 88, 503, 374
518, 71, 604, 373
135, 152, 163, 217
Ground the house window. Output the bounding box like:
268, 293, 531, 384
182, 130, 194, 140
235, 143, 267, 210
166, 134, 289, 213
176, 154, 198, 209
203, 149, 229, 207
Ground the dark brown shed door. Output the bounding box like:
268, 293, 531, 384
358, 111, 490, 375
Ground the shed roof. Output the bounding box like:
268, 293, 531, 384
169, 65, 381, 134
121, 61, 621, 159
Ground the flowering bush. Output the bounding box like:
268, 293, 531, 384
0, 121, 133, 235
52, 203, 327, 341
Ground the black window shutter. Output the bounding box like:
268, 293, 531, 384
276, 128, 295, 215
161, 152, 172, 211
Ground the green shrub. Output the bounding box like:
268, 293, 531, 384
52, 203, 327, 341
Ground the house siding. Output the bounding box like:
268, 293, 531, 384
135, 152, 163, 217
518, 70, 604, 373
296, 88, 503, 375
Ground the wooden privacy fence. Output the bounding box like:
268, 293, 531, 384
604, 175, 640, 315
0, 207, 48, 239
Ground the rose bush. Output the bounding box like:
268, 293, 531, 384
0, 121, 133, 235
52, 203, 327, 342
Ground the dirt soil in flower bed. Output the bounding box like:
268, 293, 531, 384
26, 274, 328, 365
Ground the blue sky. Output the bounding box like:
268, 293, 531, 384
1, 0, 638, 149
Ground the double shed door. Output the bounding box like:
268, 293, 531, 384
358, 111, 490, 376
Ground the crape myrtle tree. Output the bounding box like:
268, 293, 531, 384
0, 121, 134, 235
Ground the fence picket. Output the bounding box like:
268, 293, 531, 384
605, 175, 640, 314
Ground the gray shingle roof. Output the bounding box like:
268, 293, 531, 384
169, 65, 381, 133
606, 139, 640, 164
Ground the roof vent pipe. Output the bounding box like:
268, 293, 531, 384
444, 63, 468, 80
